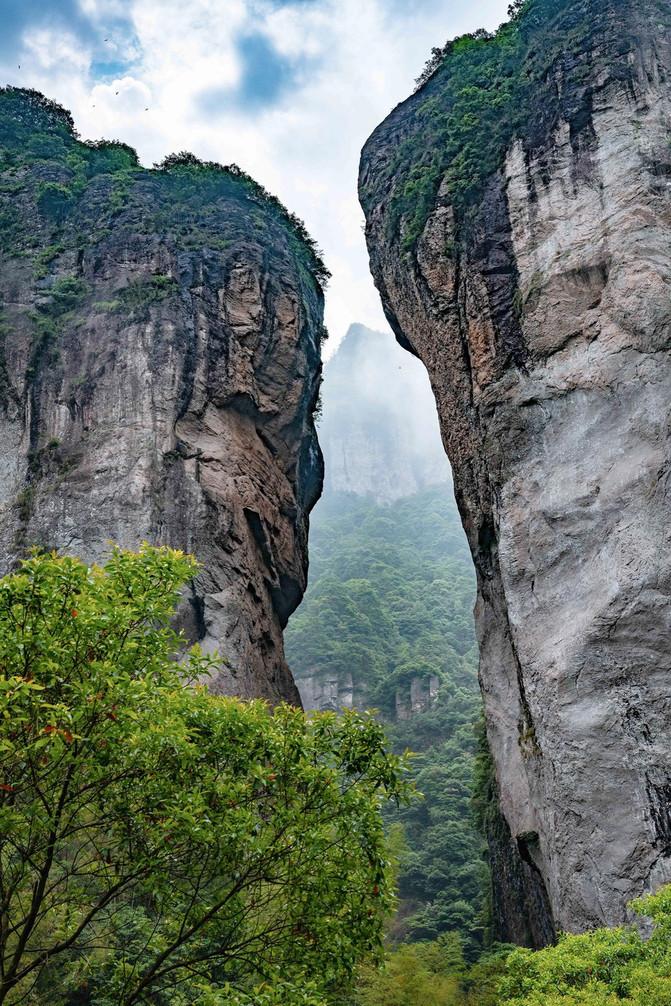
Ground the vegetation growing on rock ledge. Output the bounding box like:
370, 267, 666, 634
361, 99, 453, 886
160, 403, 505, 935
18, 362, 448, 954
0, 87, 329, 287
366, 0, 667, 252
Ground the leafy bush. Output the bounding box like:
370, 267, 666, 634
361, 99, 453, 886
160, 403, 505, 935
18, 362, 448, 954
0, 545, 412, 1006
43, 275, 88, 315
85, 139, 140, 177
113, 274, 179, 320
354, 935, 510, 1006
498, 887, 671, 1005
36, 182, 74, 223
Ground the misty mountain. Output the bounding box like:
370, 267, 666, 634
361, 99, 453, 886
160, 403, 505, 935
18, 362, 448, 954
318, 324, 450, 503
287, 327, 485, 949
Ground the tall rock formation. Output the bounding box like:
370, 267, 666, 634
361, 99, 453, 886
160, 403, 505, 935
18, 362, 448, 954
0, 87, 326, 704
318, 323, 450, 503
360, 0, 671, 943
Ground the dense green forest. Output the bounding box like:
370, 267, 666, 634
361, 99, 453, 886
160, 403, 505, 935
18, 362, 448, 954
287, 494, 671, 1003
353, 885, 671, 1006
286, 488, 489, 955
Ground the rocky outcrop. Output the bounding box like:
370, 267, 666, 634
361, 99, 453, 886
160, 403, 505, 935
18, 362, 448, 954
318, 323, 450, 503
360, 0, 671, 941
298, 669, 355, 713
0, 88, 326, 704
298, 665, 440, 720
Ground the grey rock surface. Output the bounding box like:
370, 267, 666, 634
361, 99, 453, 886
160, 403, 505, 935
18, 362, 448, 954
298, 669, 355, 713
0, 89, 325, 705
360, 0, 671, 939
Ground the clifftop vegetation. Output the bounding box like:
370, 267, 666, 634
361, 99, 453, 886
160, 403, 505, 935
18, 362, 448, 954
362, 0, 667, 252
0, 87, 329, 286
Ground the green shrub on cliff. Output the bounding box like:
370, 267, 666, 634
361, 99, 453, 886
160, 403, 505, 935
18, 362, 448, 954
0, 87, 329, 288
0, 546, 412, 1006
375, 0, 669, 252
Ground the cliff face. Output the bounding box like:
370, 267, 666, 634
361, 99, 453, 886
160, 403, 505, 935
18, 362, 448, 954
318, 323, 450, 504
0, 88, 326, 705
360, 0, 671, 942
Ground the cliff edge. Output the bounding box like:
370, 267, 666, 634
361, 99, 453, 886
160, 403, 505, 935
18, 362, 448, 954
360, 0, 671, 943
0, 87, 327, 704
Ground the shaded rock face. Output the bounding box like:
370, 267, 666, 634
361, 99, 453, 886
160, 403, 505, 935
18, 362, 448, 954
318, 323, 450, 504
298, 666, 440, 720
0, 89, 325, 704
360, 0, 671, 941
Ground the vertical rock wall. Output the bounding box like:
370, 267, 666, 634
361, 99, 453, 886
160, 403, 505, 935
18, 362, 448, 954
360, 0, 671, 940
0, 88, 326, 704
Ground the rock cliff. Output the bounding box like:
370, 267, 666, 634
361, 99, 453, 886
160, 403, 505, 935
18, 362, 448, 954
360, 0, 671, 943
0, 87, 326, 704
318, 323, 450, 503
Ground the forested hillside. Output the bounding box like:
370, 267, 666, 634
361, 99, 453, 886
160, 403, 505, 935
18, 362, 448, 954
286, 488, 489, 954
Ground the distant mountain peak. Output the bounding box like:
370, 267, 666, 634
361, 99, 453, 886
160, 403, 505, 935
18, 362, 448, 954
319, 323, 450, 504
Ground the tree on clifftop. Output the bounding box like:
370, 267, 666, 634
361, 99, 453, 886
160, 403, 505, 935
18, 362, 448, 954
0, 546, 412, 1006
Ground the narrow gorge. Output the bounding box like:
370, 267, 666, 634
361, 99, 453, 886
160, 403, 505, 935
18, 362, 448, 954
0, 87, 326, 704
360, 0, 671, 944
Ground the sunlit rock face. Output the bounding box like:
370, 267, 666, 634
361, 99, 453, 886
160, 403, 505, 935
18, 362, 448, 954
360, 0, 671, 943
0, 88, 325, 704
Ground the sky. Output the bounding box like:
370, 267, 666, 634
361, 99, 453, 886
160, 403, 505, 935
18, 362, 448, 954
0, 0, 510, 356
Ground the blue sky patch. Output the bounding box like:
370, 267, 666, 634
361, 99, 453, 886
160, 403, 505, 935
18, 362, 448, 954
90, 57, 134, 81
0, 0, 94, 58
1, 0, 137, 78
198, 30, 312, 117
236, 32, 298, 109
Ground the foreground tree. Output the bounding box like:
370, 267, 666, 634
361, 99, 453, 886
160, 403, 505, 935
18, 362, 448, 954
0, 546, 411, 1006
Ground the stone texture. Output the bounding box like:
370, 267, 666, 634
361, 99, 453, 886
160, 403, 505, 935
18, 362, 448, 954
360, 0, 671, 939
298, 670, 355, 713
0, 90, 325, 705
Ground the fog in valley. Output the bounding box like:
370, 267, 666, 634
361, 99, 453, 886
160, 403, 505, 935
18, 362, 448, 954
318, 324, 451, 504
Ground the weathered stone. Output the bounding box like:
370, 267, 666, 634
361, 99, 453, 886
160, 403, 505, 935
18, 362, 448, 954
0, 89, 325, 705
360, 0, 671, 939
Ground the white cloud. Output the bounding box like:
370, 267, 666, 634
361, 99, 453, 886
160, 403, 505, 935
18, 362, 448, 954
2, 0, 511, 354
23, 28, 91, 74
